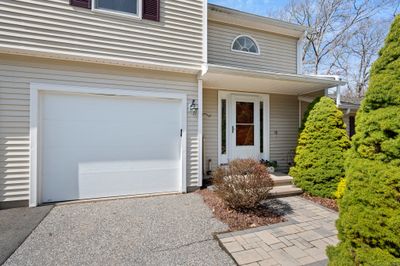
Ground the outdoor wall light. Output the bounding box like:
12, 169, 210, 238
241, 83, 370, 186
189, 99, 198, 115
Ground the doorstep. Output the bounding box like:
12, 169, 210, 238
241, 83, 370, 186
270, 173, 303, 198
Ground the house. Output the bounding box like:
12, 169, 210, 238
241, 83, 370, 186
0, 0, 344, 209
299, 92, 360, 139
337, 96, 360, 137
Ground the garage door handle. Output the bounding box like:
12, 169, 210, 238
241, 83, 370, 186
180, 129, 183, 137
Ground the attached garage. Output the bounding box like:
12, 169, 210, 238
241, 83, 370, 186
30, 84, 187, 206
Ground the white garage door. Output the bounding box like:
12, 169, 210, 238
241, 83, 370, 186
40, 92, 183, 203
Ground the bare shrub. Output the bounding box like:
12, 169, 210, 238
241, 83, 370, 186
213, 159, 273, 210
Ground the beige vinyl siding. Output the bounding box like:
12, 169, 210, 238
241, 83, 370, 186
270, 94, 299, 172
0, 0, 204, 71
203, 89, 218, 173
202, 90, 299, 173
208, 21, 298, 73
0, 54, 199, 203
300, 101, 310, 121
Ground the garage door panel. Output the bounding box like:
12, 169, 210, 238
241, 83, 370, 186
43, 161, 180, 202
40, 92, 183, 203
79, 165, 180, 199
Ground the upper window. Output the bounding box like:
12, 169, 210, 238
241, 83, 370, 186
231, 35, 260, 55
95, 0, 139, 16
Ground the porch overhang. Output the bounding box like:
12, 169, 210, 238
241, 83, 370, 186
201, 64, 346, 95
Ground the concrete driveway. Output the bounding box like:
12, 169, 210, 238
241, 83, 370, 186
4, 194, 234, 266
0, 205, 53, 265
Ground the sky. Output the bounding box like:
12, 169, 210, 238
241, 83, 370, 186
207, 0, 398, 19
208, 0, 289, 17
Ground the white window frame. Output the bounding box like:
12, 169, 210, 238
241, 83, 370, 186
92, 0, 142, 20
231, 35, 261, 55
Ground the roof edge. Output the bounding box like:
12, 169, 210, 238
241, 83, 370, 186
205, 64, 346, 86
208, 3, 306, 38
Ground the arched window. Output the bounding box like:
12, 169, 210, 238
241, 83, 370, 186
231, 35, 260, 54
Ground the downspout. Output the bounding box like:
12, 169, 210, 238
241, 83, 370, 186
311, 74, 343, 106
197, 0, 208, 187
297, 31, 307, 75
298, 99, 302, 128
336, 83, 341, 107
297, 31, 307, 128
197, 79, 203, 187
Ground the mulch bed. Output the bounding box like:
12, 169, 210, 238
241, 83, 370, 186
301, 193, 339, 212
197, 189, 285, 231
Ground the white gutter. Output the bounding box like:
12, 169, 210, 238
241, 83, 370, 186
205, 65, 346, 86
0, 47, 201, 75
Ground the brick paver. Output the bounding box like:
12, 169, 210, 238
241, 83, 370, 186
218, 196, 338, 266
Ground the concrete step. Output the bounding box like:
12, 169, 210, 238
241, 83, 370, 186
269, 185, 303, 198
270, 174, 294, 187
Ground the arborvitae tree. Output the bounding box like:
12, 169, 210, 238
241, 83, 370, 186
327, 15, 400, 265
289, 96, 351, 198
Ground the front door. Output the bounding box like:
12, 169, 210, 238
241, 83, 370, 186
231, 95, 260, 160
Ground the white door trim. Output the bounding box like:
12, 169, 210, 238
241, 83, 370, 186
29, 83, 187, 207
217, 91, 270, 165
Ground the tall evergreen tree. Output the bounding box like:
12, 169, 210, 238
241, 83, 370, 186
327, 15, 400, 265
290, 96, 350, 198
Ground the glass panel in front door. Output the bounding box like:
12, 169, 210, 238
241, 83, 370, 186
236, 102, 254, 146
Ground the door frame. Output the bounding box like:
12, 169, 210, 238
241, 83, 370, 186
29, 83, 187, 207
217, 91, 270, 165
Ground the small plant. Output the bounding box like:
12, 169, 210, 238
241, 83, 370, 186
260, 159, 278, 173
213, 159, 273, 210
334, 178, 346, 199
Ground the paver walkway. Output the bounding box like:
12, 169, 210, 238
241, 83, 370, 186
218, 196, 338, 266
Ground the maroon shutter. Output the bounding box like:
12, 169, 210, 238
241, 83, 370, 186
143, 0, 160, 21
70, 0, 91, 9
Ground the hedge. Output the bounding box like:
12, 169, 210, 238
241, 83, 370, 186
327, 15, 400, 265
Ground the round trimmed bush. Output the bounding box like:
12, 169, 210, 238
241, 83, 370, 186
213, 159, 273, 210
289, 96, 351, 198
327, 15, 400, 265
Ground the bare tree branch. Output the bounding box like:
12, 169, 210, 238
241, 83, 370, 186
273, 0, 397, 97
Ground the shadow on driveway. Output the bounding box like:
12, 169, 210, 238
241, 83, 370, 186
0, 205, 53, 264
